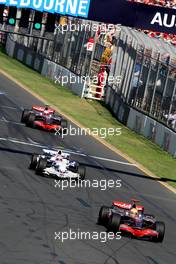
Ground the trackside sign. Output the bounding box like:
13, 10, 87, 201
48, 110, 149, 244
87, 0, 176, 34
0, 0, 91, 18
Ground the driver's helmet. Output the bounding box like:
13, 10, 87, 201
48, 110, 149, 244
43, 106, 50, 115
130, 208, 138, 219
55, 151, 63, 161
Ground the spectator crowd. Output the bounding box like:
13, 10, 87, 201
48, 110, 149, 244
129, 0, 176, 8
128, 0, 176, 46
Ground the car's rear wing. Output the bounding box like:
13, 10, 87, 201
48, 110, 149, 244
32, 105, 55, 114
112, 201, 144, 212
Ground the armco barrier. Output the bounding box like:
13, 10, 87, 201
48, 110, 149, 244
127, 108, 176, 157
106, 86, 130, 126
105, 86, 111, 105
12, 43, 44, 73
5, 35, 15, 57
106, 86, 176, 157
5, 36, 85, 98
41, 59, 86, 98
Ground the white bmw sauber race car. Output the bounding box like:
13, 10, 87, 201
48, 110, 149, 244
29, 149, 86, 180
29, 149, 70, 169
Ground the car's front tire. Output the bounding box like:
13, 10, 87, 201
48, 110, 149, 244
61, 119, 67, 129
107, 213, 121, 233
60, 119, 68, 134
78, 166, 86, 180
153, 221, 165, 242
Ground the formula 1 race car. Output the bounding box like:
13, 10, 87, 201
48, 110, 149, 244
98, 199, 165, 242
21, 105, 67, 132
29, 149, 70, 170
29, 149, 86, 180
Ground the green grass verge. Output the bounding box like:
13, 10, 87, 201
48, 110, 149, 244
0, 50, 175, 188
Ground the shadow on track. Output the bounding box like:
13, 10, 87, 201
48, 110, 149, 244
0, 146, 175, 185
0, 146, 33, 156
80, 162, 176, 184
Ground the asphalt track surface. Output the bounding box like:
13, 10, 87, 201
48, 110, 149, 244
0, 73, 175, 264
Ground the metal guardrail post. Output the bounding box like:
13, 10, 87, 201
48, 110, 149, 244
149, 59, 161, 115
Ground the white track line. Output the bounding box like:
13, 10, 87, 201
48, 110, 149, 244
0, 137, 137, 167
0, 105, 18, 110
27, 137, 42, 145
0, 92, 6, 95
0, 118, 25, 126
66, 150, 137, 166
0, 137, 46, 148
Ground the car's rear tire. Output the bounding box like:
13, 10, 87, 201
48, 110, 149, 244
35, 158, 47, 175
26, 113, 36, 127
29, 154, 38, 170
21, 109, 30, 123
154, 221, 165, 242
78, 166, 86, 180
98, 206, 110, 226
107, 213, 121, 233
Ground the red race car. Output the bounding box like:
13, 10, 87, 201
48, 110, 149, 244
21, 105, 67, 133
98, 199, 165, 242
31, 116, 66, 133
